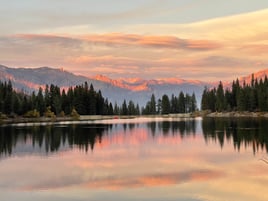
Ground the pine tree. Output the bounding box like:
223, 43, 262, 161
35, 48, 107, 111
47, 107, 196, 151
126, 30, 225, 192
170, 94, 177, 114
108, 103, 114, 115
88, 84, 96, 115
201, 87, 209, 111
36, 87, 45, 115
113, 102, 120, 115
150, 94, 156, 115
185, 93, 191, 113
178, 91, 185, 113
190, 93, 197, 112
161, 95, 170, 114
121, 100, 128, 115
215, 81, 225, 112
135, 104, 140, 115
128, 100, 136, 115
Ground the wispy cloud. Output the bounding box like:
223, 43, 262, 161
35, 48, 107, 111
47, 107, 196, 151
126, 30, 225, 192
83, 33, 221, 50
1, 9, 268, 80
20, 169, 223, 191
13, 33, 221, 51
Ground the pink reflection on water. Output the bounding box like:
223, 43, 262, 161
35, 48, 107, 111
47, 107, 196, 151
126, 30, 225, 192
0, 119, 268, 201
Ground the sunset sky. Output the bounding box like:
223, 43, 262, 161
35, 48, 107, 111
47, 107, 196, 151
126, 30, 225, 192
1, 0, 268, 81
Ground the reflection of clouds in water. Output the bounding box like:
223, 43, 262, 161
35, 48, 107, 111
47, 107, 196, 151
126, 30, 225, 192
0, 119, 201, 157
84, 169, 224, 190
1, 118, 268, 201
17, 169, 223, 191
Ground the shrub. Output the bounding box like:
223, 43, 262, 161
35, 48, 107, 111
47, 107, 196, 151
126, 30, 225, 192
44, 106, 56, 118
70, 108, 80, 120
59, 111, 65, 117
24, 109, 40, 118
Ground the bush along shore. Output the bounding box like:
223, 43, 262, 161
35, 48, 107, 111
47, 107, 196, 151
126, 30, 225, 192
201, 111, 268, 118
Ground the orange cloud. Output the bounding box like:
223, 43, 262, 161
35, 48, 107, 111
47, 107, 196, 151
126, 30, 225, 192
12, 33, 221, 51
1, 28, 266, 81
82, 33, 221, 50
81, 169, 224, 190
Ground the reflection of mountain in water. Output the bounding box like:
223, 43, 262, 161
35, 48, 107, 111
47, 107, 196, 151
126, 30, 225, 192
202, 118, 268, 154
0, 120, 197, 157
1, 118, 268, 157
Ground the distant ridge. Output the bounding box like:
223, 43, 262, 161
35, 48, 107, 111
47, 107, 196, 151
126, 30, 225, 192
0, 64, 211, 106
239, 68, 268, 84
93, 74, 205, 92
0, 64, 130, 104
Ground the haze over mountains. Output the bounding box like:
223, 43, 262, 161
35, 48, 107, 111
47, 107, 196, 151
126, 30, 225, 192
0, 64, 267, 108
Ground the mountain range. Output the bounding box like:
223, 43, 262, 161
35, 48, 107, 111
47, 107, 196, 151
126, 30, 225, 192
0, 64, 267, 108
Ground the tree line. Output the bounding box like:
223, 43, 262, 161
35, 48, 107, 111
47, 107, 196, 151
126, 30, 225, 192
0, 80, 198, 118
201, 75, 268, 112
141, 92, 197, 115
0, 81, 112, 117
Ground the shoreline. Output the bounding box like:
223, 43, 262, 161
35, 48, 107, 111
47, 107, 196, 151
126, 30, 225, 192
1, 112, 268, 125
202, 111, 268, 118
0, 113, 197, 125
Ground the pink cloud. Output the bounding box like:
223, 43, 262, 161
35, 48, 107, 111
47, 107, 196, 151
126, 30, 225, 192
13, 33, 221, 51
0, 33, 264, 81
20, 169, 223, 191
82, 33, 221, 50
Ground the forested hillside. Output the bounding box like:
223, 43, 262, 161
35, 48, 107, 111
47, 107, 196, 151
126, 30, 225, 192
201, 75, 268, 112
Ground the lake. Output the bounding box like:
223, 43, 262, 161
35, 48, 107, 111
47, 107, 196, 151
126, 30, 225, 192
0, 117, 268, 201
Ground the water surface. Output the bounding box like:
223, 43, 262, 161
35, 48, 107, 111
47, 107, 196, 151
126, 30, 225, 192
0, 117, 268, 201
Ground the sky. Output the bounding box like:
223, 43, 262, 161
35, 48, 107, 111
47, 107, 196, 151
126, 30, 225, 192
1, 0, 268, 81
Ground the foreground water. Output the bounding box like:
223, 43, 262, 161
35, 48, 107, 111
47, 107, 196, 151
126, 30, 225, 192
0, 117, 268, 201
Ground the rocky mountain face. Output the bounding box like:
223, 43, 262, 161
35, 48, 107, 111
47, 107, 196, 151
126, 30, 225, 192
0, 64, 216, 107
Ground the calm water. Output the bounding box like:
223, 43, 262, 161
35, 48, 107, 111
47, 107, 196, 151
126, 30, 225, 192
0, 117, 268, 201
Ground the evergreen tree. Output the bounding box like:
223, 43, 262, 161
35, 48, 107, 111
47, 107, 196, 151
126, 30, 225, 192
96, 90, 104, 115
113, 102, 120, 115
237, 87, 247, 111
150, 94, 156, 115
108, 103, 114, 115
88, 84, 96, 115
201, 87, 209, 111
215, 81, 225, 112
61, 89, 71, 115
135, 104, 140, 115
36, 87, 45, 115
190, 93, 197, 112
224, 89, 233, 111
161, 95, 170, 114
185, 94, 191, 113
170, 94, 177, 114
121, 100, 128, 115
44, 84, 50, 107
128, 100, 136, 115
178, 91, 185, 113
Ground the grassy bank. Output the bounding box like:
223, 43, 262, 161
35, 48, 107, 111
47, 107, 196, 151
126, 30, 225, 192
202, 111, 268, 118
2, 111, 266, 125
0, 113, 200, 125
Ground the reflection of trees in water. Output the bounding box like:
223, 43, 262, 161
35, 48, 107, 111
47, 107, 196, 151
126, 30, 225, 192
202, 118, 268, 153
0, 124, 110, 156
2, 118, 266, 156
122, 123, 136, 132
0, 120, 197, 156
147, 120, 196, 137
